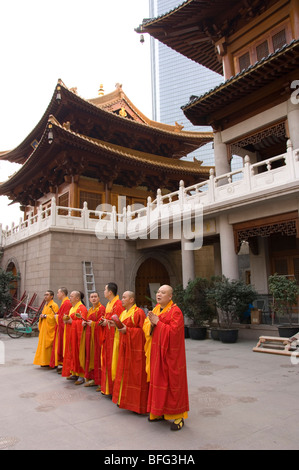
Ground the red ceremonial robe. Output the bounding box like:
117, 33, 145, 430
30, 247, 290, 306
49, 297, 72, 368
145, 302, 189, 417
100, 296, 124, 395
61, 302, 88, 377
83, 303, 105, 381
112, 306, 148, 414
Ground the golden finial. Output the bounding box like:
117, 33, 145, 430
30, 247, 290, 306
98, 84, 104, 96
119, 107, 127, 117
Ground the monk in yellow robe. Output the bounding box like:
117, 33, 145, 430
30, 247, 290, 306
49, 287, 72, 372
33, 290, 59, 366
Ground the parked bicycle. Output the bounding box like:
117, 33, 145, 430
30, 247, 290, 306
6, 297, 45, 339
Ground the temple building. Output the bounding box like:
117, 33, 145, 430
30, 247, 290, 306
136, 0, 299, 312
0, 80, 213, 306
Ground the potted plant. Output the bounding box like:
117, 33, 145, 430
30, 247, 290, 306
268, 273, 299, 337
207, 276, 257, 343
172, 284, 190, 338
173, 277, 214, 340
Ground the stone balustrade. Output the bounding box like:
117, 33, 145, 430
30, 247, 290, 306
1, 142, 299, 248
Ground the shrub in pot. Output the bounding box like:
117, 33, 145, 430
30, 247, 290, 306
173, 278, 214, 340
207, 276, 258, 343
268, 273, 299, 337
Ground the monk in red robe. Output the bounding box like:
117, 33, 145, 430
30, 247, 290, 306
98, 282, 124, 395
80, 291, 105, 387
111, 291, 148, 414
143, 285, 189, 431
61, 291, 88, 384
49, 287, 72, 372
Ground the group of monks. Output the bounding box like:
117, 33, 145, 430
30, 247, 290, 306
33, 282, 189, 431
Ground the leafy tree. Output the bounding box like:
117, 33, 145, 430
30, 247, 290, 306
268, 273, 299, 325
0, 268, 17, 317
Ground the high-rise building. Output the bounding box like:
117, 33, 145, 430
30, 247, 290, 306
149, 0, 223, 166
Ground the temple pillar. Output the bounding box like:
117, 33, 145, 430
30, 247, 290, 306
213, 132, 231, 177
287, 96, 299, 150
181, 237, 195, 288
218, 214, 239, 280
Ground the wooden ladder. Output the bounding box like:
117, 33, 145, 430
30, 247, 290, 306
82, 261, 96, 308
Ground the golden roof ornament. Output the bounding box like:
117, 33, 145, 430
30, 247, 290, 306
119, 107, 127, 117
98, 84, 104, 96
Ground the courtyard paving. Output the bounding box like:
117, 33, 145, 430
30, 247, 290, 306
0, 330, 299, 451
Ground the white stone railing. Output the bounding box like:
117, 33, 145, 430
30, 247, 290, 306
1, 142, 299, 247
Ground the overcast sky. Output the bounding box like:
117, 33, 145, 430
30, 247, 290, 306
0, 0, 152, 227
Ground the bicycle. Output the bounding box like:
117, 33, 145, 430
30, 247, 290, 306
6, 299, 45, 339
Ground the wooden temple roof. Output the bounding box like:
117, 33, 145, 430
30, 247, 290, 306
0, 80, 213, 165
136, 0, 278, 75
0, 115, 212, 206
181, 39, 299, 129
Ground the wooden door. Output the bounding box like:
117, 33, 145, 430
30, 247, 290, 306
135, 258, 170, 308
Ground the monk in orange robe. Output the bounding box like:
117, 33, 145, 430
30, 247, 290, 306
49, 287, 72, 372
112, 291, 148, 414
98, 282, 124, 395
80, 291, 105, 387
143, 285, 189, 431
33, 290, 59, 366
61, 291, 88, 384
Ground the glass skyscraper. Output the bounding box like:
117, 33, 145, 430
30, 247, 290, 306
149, 0, 223, 166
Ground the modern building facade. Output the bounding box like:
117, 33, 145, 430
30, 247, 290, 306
149, 0, 223, 166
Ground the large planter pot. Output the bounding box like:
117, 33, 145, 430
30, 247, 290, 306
277, 325, 299, 338
210, 328, 220, 340
188, 326, 207, 340
218, 328, 239, 343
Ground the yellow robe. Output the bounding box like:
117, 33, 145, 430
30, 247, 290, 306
33, 299, 59, 366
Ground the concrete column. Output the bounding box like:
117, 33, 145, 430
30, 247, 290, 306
218, 214, 239, 280
213, 131, 231, 176
181, 237, 195, 288
287, 97, 299, 150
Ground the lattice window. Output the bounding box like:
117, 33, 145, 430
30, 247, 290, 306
256, 40, 269, 61
58, 192, 69, 215
79, 191, 103, 211
238, 52, 250, 71
272, 29, 286, 52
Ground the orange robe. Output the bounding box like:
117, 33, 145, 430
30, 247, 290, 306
100, 295, 124, 395
143, 301, 189, 419
112, 305, 148, 414
33, 299, 59, 366
49, 297, 72, 368
61, 302, 88, 377
79, 303, 105, 381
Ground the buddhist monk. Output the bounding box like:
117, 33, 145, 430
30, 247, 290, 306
49, 287, 72, 372
80, 291, 105, 387
61, 290, 88, 384
33, 290, 59, 367
143, 285, 189, 431
111, 291, 148, 414
98, 282, 124, 395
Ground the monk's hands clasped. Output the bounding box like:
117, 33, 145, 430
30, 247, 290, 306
148, 311, 159, 326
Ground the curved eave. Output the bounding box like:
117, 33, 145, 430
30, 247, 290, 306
0, 80, 63, 165
0, 79, 213, 165
0, 118, 212, 195
135, 0, 228, 75
60, 81, 213, 146
182, 39, 299, 126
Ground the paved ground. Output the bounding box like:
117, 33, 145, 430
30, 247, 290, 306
1, 330, 299, 451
